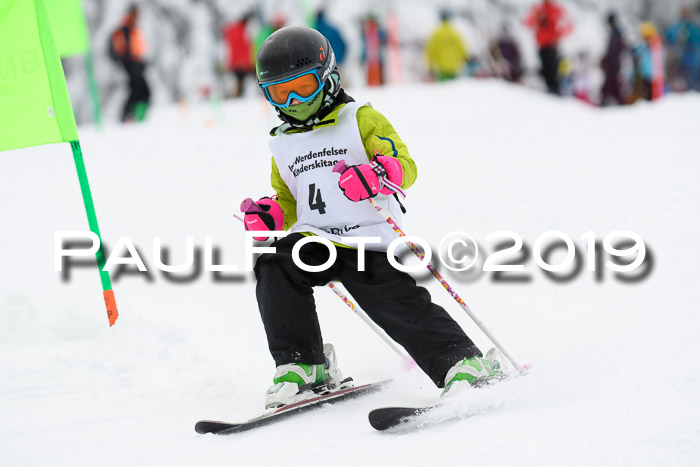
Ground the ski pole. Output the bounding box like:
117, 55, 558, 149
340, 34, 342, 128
327, 282, 416, 371
236, 198, 416, 371
332, 161, 523, 373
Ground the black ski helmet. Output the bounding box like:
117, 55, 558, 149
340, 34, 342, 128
256, 26, 336, 96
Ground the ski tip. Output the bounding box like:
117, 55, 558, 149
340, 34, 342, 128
195, 421, 212, 434
368, 414, 389, 431
195, 420, 228, 435
368, 407, 424, 431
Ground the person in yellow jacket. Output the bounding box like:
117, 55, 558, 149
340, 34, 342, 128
426, 10, 470, 80
241, 27, 501, 410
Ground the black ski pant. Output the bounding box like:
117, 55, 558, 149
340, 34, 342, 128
254, 233, 481, 387
121, 61, 151, 122
601, 70, 624, 105
539, 46, 561, 95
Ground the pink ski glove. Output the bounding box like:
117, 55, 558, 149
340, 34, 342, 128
375, 155, 404, 195
242, 197, 284, 241
337, 156, 404, 202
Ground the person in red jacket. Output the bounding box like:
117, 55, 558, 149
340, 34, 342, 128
223, 13, 254, 98
524, 0, 573, 95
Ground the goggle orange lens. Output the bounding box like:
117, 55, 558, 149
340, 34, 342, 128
266, 73, 320, 105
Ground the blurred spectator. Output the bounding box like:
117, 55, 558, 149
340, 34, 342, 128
253, 12, 286, 59
315, 10, 347, 69
666, 7, 700, 91
557, 57, 574, 96
600, 13, 626, 105
362, 14, 387, 86
572, 51, 594, 104
634, 22, 665, 101
109, 4, 150, 122
223, 13, 254, 98
425, 10, 469, 81
490, 25, 523, 82
524, 0, 573, 95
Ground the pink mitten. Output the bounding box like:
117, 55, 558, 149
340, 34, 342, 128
375, 155, 404, 195
338, 156, 404, 202
243, 197, 284, 241
338, 163, 382, 201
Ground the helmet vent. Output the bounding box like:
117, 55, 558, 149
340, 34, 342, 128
295, 57, 312, 67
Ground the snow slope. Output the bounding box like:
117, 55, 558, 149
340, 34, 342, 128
1, 79, 699, 466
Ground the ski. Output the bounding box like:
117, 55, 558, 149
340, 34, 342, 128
368, 400, 498, 431
195, 380, 389, 435
368, 404, 441, 431
368, 366, 532, 431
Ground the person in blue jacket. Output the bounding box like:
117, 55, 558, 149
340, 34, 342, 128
666, 7, 700, 91
315, 10, 347, 67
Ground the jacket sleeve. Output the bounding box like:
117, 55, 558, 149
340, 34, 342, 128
270, 157, 298, 230
453, 28, 469, 62
356, 105, 417, 190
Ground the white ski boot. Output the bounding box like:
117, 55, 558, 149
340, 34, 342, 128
440, 348, 513, 399
264, 343, 352, 409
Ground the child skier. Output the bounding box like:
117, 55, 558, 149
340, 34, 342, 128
244, 26, 500, 409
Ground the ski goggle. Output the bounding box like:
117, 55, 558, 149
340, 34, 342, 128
261, 69, 323, 108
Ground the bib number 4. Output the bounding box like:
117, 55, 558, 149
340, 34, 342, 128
308, 184, 327, 214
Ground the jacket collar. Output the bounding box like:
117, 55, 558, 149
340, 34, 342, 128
270, 103, 347, 135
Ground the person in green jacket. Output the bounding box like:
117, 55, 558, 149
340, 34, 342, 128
241, 27, 502, 409
250, 12, 286, 68
426, 10, 469, 80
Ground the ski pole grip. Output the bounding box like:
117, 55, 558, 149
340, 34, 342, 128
332, 160, 348, 174
240, 197, 263, 213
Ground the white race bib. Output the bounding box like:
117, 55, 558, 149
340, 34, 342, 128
269, 102, 403, 251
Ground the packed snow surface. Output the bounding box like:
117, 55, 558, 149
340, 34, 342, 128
1, 80, 699, 466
